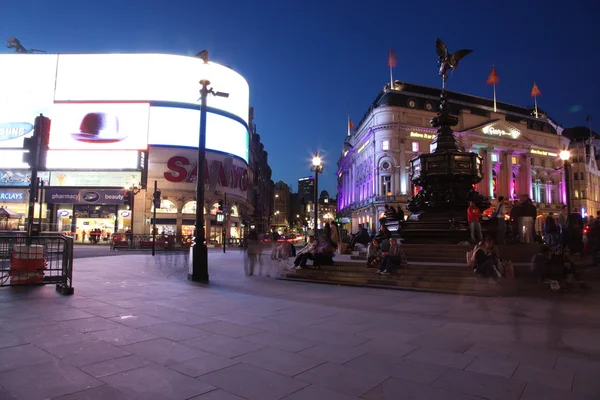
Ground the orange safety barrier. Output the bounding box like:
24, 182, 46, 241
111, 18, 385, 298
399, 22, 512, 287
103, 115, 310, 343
9, 245, 46, 284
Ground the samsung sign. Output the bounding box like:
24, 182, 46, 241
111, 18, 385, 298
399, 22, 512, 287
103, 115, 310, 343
46, 189, 126, 204
0, 123, 34, 141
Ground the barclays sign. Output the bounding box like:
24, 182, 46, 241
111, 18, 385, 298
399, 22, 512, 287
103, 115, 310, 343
0, 190, 26, 203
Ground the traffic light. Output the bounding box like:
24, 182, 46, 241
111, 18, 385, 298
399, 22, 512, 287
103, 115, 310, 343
22, 115, 51, 169
153, 189, 162, 209
218, 199, 224, 212
123, 191, 131, 206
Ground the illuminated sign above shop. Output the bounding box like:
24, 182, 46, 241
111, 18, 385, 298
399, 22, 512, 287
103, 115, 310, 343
49, 171, 142, 188
482, 125, 520, 139
530, 149, 558, 157
410, 132, 435, 140
357, 142, 369, 154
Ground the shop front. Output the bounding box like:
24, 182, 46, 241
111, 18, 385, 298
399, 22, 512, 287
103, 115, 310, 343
46, 188, 132, 243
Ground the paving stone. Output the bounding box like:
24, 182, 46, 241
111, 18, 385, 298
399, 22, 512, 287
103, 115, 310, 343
89, 325, 159, 346
407, 332, 475, 353
83, 305, 131, 318
404, 348, 475, 369
44, 339, 131, 367
109, 313, 167, 328
242, 331, 319, 352
211, 312, 268, 326
182, 334, 265, 358
294, 362, 386, 397
100, 363, 215, 400
0, 387, 16, 399
0, 360, 103, 400
506, 346, 559, 370
465, 357, 519, 378
54, 384, 133, 399
189, 389, 245, 399
140, 322, 211, 341
169, 354, 239, 377
291, 327, 370, 347
512, 364, 574, 390
0, 344, 55, 373
297, 343, 366, 364
195, 321, 264, 338
346, 357, 448, 385
0, 330, 28, 349
120, 338, 209, 365
343, 353, 404, 378
0, 316, 57, 331
433, 368, 526, 400
363, 377, 483, 400
464, 343, 514, 360
573, 371, 600, 397
283, 384, 360, 400
200, 363, 308, 400
356, 328, 418, 343
78, 354, 152, 378
519, 382, 595, 400
234, 347, 324, 376
46, 308, 96, 322
14, 324, 92, 349
555, 355, 600, 377
62, 317, 122, 333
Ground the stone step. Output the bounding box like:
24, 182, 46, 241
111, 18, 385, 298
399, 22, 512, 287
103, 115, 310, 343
279, 273, 515, 297
309, 267, 476, 278
293, 269, 482, 283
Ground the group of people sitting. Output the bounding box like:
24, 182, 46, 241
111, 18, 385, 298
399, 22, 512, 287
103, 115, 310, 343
531, 245, 587, 290
468, 236, 507, 280
365, 224, 407, 274
292, 235, 336, 270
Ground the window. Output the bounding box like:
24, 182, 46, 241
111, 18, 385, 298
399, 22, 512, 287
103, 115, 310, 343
539, 185, 547, 203
582, 190, 587, 200
182, 201, 196, 214
580, 172, 584, 180
152, 199, 177, 213
381, 176, 392, 196
491, 153, 499, 162
511, 156, 518, 164
574, 172, 578, 181
382, 140, 389, 151
575, 190, 580, 199
412, 142, 419, 152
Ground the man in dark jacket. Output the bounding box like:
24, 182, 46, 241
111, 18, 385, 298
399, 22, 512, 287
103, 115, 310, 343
566, 209, 584, 254
518, 195, 537, 244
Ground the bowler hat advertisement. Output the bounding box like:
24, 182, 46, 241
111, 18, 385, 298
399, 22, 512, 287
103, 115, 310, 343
49, 102, 149, 150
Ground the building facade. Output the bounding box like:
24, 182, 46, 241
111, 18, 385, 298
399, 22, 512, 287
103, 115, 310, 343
338, 82, 570, 233
298, 176, 315, 203
273, 181, 292, 231
0, 52, 272, 245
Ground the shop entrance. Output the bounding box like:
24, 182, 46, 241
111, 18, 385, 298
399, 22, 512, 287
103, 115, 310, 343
73, 205, 117, 244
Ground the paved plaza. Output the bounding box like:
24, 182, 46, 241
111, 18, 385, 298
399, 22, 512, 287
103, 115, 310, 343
0, 251, 599, 399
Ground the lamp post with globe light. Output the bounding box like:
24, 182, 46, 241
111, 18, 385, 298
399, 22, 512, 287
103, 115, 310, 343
189, 52, 229, 284
311, 153, 323, 236
560, 149, 571, 212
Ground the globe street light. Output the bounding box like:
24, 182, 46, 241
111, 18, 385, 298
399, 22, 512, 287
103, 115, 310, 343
189, 52, 229, 283
311, 152, 323, 236
560, 149, 571, 212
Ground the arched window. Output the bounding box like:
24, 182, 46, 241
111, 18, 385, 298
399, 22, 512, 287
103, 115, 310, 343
182, 201, 196, 214
152, 199, 177, 213
229, 205, 239, 217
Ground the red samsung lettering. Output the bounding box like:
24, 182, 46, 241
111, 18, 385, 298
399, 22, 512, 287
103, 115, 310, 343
164, 156, 189, 182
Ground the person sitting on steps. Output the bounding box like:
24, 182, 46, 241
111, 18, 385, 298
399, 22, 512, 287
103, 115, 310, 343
293, 236, 317, 270
366, 238, 382, 268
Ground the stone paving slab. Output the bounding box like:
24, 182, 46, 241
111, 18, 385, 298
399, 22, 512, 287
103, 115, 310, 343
0, 252, 599, 399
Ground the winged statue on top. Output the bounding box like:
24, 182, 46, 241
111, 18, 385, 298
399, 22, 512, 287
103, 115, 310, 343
436, 38, 472, 89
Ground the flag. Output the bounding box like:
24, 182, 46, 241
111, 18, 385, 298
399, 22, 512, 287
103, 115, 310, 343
486, 66, 499, 85
347, 117, 354, 136
531, 82, 541, 97
388, 47, 397, 68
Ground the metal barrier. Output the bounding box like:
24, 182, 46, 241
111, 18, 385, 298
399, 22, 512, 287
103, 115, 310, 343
0, 233, 74, 295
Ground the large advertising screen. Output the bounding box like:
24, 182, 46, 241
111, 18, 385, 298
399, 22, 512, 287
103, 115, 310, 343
0, 53, 250, 165
49, 103, 149, 150
148, 107, 249, 162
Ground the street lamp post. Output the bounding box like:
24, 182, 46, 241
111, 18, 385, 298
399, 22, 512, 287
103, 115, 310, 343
189, 55, 229, 283
311, 153, 323, 236
560, 149, 571, 212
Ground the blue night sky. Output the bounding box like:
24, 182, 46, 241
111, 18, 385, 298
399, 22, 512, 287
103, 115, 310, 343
3, 0, 599, 195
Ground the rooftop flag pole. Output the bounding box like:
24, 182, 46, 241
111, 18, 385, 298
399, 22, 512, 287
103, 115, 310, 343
531, 82, 541, 118
486, 66, 499, 112
388, 46, 397, 89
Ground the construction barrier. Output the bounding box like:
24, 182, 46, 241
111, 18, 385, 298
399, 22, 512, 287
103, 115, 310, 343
10, 244, 46, 284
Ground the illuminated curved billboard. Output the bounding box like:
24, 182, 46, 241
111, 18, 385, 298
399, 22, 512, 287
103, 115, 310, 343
0, 53, 250, 163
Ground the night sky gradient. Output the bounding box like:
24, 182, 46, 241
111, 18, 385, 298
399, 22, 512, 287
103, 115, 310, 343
3, 0, 599, 195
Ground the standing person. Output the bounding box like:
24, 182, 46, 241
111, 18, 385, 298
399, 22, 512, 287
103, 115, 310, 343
566, 208, 584, 254
519, 194, 537, 244
509, 199, 522, 243
270, 229, 280, 260
544, 212, 558, 246
244, 230, 260, 276
330, 221, 341, 254
324, 222, 331, 240
493, 196, 507, 245
467, 201, 483, 244
558, 205, 569, 248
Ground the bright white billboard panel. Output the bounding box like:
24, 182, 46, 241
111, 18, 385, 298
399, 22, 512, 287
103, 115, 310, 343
0, 54, 57, 148
49, 103, 149, 150
54, 54, 249, 125
46, 150, 139, 169
148, 107, 249, 163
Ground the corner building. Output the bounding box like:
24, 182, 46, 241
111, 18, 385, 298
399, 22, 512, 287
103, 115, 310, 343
338, 82, 570, 232
0, 53, 263, 244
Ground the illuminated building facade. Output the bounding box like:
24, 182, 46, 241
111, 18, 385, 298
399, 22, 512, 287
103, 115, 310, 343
337, 82, 571, 232
0, 52, 271, 245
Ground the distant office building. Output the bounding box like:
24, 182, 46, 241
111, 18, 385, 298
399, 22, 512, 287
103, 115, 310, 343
273, 181, 292, 231
298, 176, 315, 203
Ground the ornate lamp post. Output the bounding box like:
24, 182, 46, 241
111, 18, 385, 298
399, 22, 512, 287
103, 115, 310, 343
560, 149, 571, 212
189, 52, 229, 283
311, 153, 323, 236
